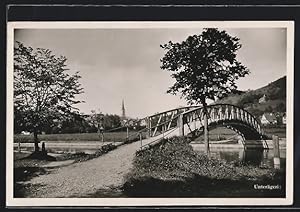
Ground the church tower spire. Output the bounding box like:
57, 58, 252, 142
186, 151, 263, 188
121, 99, 126, 119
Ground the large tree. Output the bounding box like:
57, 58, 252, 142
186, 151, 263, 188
14, 41, 84, 151
160, 28, 249, 155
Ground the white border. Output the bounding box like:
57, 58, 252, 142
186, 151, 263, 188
6, 21, 294, 207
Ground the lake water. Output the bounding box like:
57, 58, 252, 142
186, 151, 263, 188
14, 142, 286, 170
14, 142, 122, 155
191, 144, 286, 170
14, 142, 286, 198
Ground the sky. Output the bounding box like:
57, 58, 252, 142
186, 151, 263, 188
14, 27, 287, 118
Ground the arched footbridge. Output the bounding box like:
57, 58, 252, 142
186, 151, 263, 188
142, 104, 268, 149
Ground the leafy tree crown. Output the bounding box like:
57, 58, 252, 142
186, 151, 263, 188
160, 28, 250, 106
14, 41, 84, 133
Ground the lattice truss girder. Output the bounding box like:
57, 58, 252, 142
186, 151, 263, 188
146, 104, 263, 140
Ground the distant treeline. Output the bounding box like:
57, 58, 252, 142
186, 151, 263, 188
14, 113, 143, 134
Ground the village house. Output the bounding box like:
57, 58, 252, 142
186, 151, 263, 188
258, 94, 267, 103
260, 113, 277, 125
21, 131, 31, 135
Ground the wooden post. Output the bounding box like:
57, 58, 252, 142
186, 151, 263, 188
42, 142, 46, 152
18, 142, 21, 153
272, 135, 280, 169
126, 127, 129, 140
139, 132, 142, 147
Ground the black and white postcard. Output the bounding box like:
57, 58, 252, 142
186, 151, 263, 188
6, 21, 294, 206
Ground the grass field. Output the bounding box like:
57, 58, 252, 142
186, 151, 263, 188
14, 126, 286, 144
194, 127, 238, 142
194, 126, 286, 142
14, 131, 147, 143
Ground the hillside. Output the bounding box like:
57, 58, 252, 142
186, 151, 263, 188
215, 76, 286, 117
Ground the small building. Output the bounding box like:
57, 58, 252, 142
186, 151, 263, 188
21, 131, 30, 135
259, 94, 267, 103
260, 113, 277, 125
127, 119, 135, 126
121, 119, 128, 127
122, 119, 137, 127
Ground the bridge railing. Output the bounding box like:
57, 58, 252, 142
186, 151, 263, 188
145, 106, 201, 137
144, 104, 264, 140
180, 104, 263, 136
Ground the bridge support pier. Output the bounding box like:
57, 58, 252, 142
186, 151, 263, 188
177, 114, 184, 136
273, 135, 281, 169
146, 117, 151, 138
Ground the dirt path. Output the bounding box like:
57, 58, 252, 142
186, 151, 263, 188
23, 136, 162, 198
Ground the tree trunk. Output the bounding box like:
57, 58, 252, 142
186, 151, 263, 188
33, 130, 39, 152
97, 127, 104, 144
204, 111, 210, 157
202, 99, 210, 157
101, 132, 104, 144
97, 128, 101, 141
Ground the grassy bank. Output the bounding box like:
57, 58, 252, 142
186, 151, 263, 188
263, 127, 286, 139
123, 136, 285, 197
14, 140, 131, 197
14, 155, 52, 197
14, 131, 147, 143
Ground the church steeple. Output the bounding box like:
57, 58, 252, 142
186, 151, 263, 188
121, 99, 126, 119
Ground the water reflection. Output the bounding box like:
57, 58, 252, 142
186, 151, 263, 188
191, 144, 286, 170
14, 146, 99, 155
241, 149, 264, 166
15, 143, 286, 170
13, 142, 121, 155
